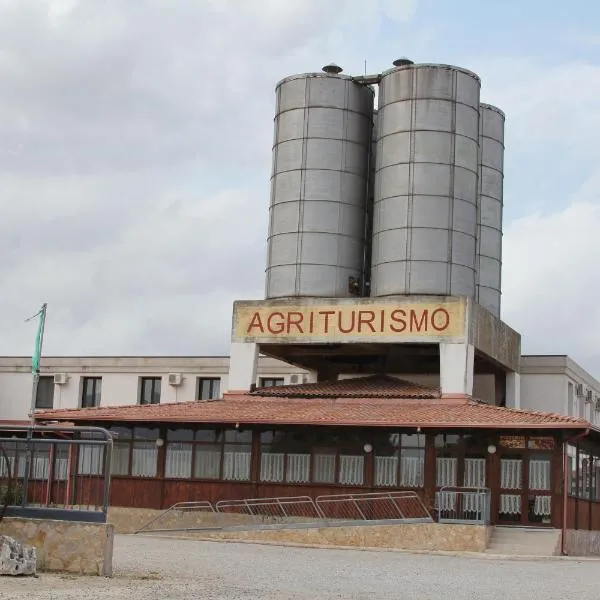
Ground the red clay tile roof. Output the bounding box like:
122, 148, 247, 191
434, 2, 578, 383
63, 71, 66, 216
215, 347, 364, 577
34, 396, 590, 430
252, 375, 440, 399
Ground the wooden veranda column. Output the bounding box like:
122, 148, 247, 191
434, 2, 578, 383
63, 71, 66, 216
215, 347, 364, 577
424, 433, 436, 515
488, 444, 500, 525
551, 434, 563, 529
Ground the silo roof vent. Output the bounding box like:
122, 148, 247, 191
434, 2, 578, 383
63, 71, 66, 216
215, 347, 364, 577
322, 63, 343, 74
392, 57, 414, 67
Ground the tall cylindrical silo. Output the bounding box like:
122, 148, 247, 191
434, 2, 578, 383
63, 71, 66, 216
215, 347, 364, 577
476, 103, 505, 317
265, 69, 375, 298
362, 108, 378, 296
370, 63, 481, 297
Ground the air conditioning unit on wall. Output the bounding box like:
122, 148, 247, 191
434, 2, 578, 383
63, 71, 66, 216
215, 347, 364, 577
168, 373, 183, 386
53, 373, 68, 385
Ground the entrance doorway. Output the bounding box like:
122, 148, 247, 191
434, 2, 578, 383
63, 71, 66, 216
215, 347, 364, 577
498, 438, 553, 526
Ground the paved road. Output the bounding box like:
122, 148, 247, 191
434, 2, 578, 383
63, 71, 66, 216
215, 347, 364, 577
1, 534, 600, 599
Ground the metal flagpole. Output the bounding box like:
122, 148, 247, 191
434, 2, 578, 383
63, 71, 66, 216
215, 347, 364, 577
26, 303, 47, 424
22, 303, 47, 506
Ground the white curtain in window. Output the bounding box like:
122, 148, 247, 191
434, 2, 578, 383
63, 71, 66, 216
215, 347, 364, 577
223, 451, 251, 481
78, 446, 104, 475
375, 456, 398, 487
286, 453, 310, 483
339, 455, 364, 485
529, 460, 551, 491
313, 454, 335, 483
131, 442, 158, 477
435, 491, 457, 511
194, 449, 221, 479
533, 495, 551, 516
500, 493, 521, 514
32, 456, 50, 480
54, 458, 68, 481
500, 459, 522, 489
400, 457, 424, 487
165, 444, 192, 479
464, 458, 486, 487
260, 452, 284, 482
111, 443, 130, 476
436, 457, 457, 487
0, 456, 25, 478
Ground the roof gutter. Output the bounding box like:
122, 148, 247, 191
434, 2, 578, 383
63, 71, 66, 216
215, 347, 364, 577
561, 428, 589, 556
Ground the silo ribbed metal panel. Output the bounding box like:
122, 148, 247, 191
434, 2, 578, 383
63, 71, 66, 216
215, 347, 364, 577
370, 64, 481, 297
265, 73, 374, 298
476, 103, 505, 317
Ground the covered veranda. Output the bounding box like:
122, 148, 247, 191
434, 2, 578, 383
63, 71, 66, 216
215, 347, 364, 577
32, 375, 600, 532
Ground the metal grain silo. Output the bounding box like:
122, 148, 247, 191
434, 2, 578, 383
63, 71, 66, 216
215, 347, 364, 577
265, 66, 375, 298
476, 103, 505, 317
370, 63, 481, 297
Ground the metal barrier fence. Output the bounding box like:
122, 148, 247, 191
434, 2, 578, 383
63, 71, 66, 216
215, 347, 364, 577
0, 425, 112, 523
135, 491, 434, 534
315, 491, 432, 522
436, 487, 491, 525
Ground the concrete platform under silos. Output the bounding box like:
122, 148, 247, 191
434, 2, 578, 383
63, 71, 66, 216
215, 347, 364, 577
228, 295, 521, 403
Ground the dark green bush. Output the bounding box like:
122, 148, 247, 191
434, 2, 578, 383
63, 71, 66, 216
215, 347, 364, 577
0, 482, 24, 505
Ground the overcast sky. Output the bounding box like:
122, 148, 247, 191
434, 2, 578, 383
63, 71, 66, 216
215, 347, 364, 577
1, 0, 600, 374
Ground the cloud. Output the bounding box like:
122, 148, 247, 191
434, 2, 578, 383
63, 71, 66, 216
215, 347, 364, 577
0, 0, 412, 357
4, 0, 600, 383
502, 198, 600, 375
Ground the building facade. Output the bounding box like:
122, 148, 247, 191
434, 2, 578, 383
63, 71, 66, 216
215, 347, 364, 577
1, 354, 599, 424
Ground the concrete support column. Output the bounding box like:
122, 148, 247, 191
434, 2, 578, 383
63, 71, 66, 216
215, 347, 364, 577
439, 342, 474, 397
227, 342, 258, 392
505, 372, 520, 409
316, 365, 339, 383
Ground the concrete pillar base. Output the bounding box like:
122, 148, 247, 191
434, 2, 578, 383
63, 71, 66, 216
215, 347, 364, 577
506, 372, 520, 409
227, 342, 258, 392
439, 342, 474, 397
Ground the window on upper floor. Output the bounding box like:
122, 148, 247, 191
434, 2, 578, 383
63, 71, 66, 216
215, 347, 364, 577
35, 376, 54, 409
196, 378, 220, 400
259, 377, 284, 388
567, 382, 574, 416
139, 377, 161, 405
81, 377, 102, 408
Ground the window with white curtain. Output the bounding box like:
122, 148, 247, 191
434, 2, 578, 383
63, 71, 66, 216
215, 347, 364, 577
194, 430, 222, 479
108, 427, 159, 478
374, 433, 425, 488
165, 429, 194, 479
223, 430, 252, 481
259, 431, 310, 483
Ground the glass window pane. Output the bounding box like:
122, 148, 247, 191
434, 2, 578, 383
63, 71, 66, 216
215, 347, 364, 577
313, 450, 336, 483
134, 427, 159, 440
167, 428, 194, 441
223, 443, 251, 481
194, 444, 222, 479
35, 376, 54, 409
111, 443, 130, 476
109, 427, 132, 440
339, 454, 364, 485
195, 429, 218, 442
225, 430, 252, 443
131, 442, 158, 477
165, 443, 192, 479
198, 378, 221, 400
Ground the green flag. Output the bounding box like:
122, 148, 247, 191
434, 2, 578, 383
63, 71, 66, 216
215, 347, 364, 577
29, 304, 47, 374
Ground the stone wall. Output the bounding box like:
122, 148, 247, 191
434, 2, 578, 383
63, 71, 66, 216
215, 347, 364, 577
0, 518, 114, 576
194, 523, 491, 552
109, 507, 490, 552
564, 530, 600, 556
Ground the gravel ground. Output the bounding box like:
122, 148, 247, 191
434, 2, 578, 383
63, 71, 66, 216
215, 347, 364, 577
1, 534, 599, 599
